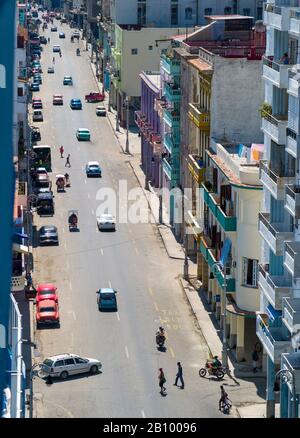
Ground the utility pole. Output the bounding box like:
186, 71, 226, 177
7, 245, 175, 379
159, 153, 163, 224
183, 234, 189, 279
125, 96, 130, 154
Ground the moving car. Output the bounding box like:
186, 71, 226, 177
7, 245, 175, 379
76, 128, 90, 141
30, 82, 40, 92
72, 31, 80, 40
31, 126, 41, 142
32, 98, 43, 109
97, 214, 116, 231
47, 66, 55, 73
59, 32, 65, 38
86, 161, 101, 177
51, 26, 57, 32
63, 76, 73, 85
96, 288, 118, 311
53, 94, 63, 105
36, 192, 54, 216
61, 18, 67, 23
32, 110, 43, 122
40, 354, 102, 379
85, 91, 104, 103
36, 284, 58, 303
39, 226, 59, 245
53, 45, 61, 53
36, 299, 60, 328
70, 98, 82, 110
96, 105, 106, 116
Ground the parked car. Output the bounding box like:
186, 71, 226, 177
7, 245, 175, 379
86, 161, 101, 177
39, 226, 59, 245
85, 91, 104, 103
76, 128, 90, 141
30, 82, 40, 92
33, 73, 42, 84
53, 94, 63, 105
97, 214, 116, 231
36, 283, 58, 303
70, 98, 82, 110
59, 32, 65, 38
40, 36, 47, 44
40, 354, 102, 379
31, 66, 42, 74
63, 76, 73, 85
96, 288, 118, 311
47, 66, 55, 74
31, 126, 41, 142
36, 299, 60, 328
53, 45, 61, 53
32, 110, 43, 122
96, 105, 106, 116
51, 26, 57, 32
32, 98, 43, 109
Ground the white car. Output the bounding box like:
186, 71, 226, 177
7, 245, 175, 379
97, 214, 116, 231
40, 353, 102, 379
32, 109, 43, 122
53, 45, 61, 53
96, 105, 106, 117
48, 66, 55, 74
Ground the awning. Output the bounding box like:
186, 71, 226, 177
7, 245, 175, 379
226, 294, 256, 318
13, 243, 32, 254
266, 304, 282, 321
14, 232, 28, 239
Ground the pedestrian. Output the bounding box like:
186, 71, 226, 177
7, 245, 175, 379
158, 368, 166, 395
219, 385, 228, 411
53, 56, 55, 64
45, 374, 53, 385
174, 361, 184, 389
65, 154, 71, 167
280, 52, 289, 65
252, 348, 259, 373
59, 145, 64, 158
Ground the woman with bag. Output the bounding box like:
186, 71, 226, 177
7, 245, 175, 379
158, 368, 166, 395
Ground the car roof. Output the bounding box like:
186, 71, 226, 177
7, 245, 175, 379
45, 353, 79, 361
53, 94, 62, 98
87, 161, 99, 166
40, 225, 57, 231
78, 128, 89, 131
99, 288, 115, 294
37, 283, 57, 291
38, 192, 53, 199
71, 98, 81, 101
38, 299, 56, 307
64, 75, 72, 78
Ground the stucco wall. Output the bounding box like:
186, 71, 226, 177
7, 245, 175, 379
211, 57, 264, 143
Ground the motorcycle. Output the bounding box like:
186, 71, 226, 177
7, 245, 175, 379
156, 333, 165, 349
199, 360, 225, 380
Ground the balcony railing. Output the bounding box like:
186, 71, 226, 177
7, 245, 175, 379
164, 108, 180, 127
262, 55, 290, 88
286, 127, 299, 157
11, 275, 25, 292
284, 241, 300, 278
164, 133, 179, 154
162, 157, 179, 181
259, 212, 294, 255
187, 154, 205, 185
263, 4, 291, 31
161, 55, 180, 76
164, 82, 181, 102
259, 268, 293, 309
201, 183, 236, 231
188, 103, 210, 131
206, 248, 235, 292
256, 313, 291, 364
259, 160, 295, 200
261, 113, 288, 144
200, 235, 211, 261
282, 297, 300, 334
285, 184, 300, 218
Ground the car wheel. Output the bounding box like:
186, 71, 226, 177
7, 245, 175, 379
90, 365, 98, 375
60, 370, 68, 379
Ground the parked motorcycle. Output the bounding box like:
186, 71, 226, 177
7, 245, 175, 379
199, 360, 225, 380
156, 334, 165, 348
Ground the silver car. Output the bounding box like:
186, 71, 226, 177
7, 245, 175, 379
40, 353, 102, 379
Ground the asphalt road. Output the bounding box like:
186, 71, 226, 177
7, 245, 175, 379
32, 21, 225, 418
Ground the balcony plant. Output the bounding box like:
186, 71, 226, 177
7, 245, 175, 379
259, 102, 272, 119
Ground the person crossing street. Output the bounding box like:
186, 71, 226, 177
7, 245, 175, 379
174, 362, 184, 389
65, 154, 71, 167
59, 145, 64, 158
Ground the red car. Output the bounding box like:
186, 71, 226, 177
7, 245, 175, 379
32, 98, 43, 109
85, 92, 105, 103
36, 283, 58, 303
32, 67, 42, 74
36, 299, 60, 328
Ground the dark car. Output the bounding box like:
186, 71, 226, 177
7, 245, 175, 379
36, 192, 54, 216
96, 288, 118, 311
70, 98, 82, 110
51, 26, 57, 32
40, 36, 47, 44
31, 126, 41, 142
33, 74, 42, 84
59, 32, 65, 39
30, 82, 40, 92
39, 225, 59, 245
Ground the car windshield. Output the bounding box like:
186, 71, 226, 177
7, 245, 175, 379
90, 165, 99, 169
43, 359, 54, 367
101, 294, 115, 300
40, 306, 55, 312
101, 215, 113, 220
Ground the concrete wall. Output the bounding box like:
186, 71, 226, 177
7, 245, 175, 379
211, 57, 264, 144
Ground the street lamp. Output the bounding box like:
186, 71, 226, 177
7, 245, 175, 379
212, 261, 229, 370
274, 369, 297, 418
125, 96, 130, 154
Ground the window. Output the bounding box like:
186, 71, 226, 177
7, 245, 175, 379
171, 4, 178, 25
257, 7, 263, 20
161, 48, 167, 55
54, 360, 64, 367
137, 2, 146, 26
242, 258, 258, 288
224, 7, 232, 15
185, 7, 193, 20
204, 8, 212, 16
75, 357, 87, 364
131, 48, 138, 55
148, 45, 153, 50
65, 358, 75, 365
243, 8, 251, 16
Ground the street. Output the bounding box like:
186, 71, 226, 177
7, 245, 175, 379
32, 22, 225, 418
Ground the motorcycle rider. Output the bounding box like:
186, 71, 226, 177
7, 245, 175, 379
156, 326, 165, 344
211, 355, 222, 371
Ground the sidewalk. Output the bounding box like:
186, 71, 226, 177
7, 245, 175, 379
86, 54, 271, 418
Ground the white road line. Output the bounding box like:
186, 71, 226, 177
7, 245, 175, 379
87, 193, 90, 199
72, 311, 76, 321
169, 347, 175, 358
116, 312, 120, 321
154, 301, 159, 312
91, 209, 95, 215
66, 260, 70, 269
125, 346, 129, 359
62, 227, 65, 233
148, 287, 153, 296
84, 179, 87, 184
69, 281, 73, 290
141, 410, 146, 418
64, 242, 67, 249
135, 247, 139, 255
100, 248, 104, 255
108, 280, 112, 288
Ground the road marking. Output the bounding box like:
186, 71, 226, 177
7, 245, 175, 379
72, 311, 76, 321
69, 281, 72, 290
125, 346, 129, 359
148, 287, 153, 296
66, 260, 70, 269
62, 227, 65, 233
154, 301, 159, 312
116, 312, 120, 321
135, 247, 139, 255
169, 346, 175, 358
100, 248, 104, 255
92, 209, 95, 215
108, 280, 112, 288
84, 179, 87, 184
64, 242, 67, 249
141, 410, 146, 418
88, 193, 90, 199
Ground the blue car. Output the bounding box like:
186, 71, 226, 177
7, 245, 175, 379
86, 161, 101, 177
30, 82, 40, 91
96, 288, 117, 311
70, 98, 82, 110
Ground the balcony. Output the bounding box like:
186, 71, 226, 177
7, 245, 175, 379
259, 160, 295, 200
187, 154, 205, 185
200, 235, 211, 260
11, 258, 25, 292
285, 184, 300, 218
258, 264, 293, 309
164, 133, 179, 155
207, 248, 235, 292
263, 4, 291, 31
281, 353, 300, 393
188, 103, 210, 131
262, 56, 290, 88
201, 185, 237, 232
261, 113, 288, 144
162, 157, 179, 182
282, 298, 300, 334
284, 241, 300, 278
286, 128, 299, 158
289, 10, 300, 37
256, 314, 291, 364
164, 82, 181, 102
288, 70, 299, 97
216, 205, 237, 232
161, 55, 180, 76
163, 108, 180, 127
259, 212, 294, 255
186, 210, 202, 241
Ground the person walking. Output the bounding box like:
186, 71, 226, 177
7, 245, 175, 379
158, 368, 166, 395
59, 145, 64, 158
174, 362, 184, 389
219, 385, 231, 411
252, 348, 259, 373
65, 154, 71, 167
52, 56, 55, 64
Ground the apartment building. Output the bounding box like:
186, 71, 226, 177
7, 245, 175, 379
257, 0, 300, 419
